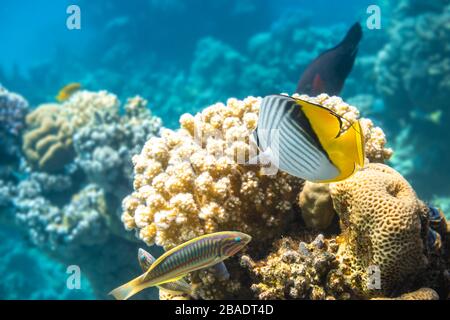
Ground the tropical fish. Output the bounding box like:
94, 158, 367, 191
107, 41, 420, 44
56, 83, 81, 102
109, 231, 251, 300
296, 22, 363, 96
251, 94, 365, 183
137, 248, 198, 298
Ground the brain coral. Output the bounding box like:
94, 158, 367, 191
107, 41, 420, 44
329, 163, 429, 296
371, 288, 439, 300
22, 104, 75, 172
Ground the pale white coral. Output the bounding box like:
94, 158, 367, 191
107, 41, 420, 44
61, 90, 120, 129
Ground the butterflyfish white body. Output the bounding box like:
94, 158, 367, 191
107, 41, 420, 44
252, 95, 365, 183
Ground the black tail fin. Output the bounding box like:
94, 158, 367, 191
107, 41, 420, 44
340, 22, 363, 50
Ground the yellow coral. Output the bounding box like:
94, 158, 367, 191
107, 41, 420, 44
330, 163, 428, 297
122, 96, 303, 249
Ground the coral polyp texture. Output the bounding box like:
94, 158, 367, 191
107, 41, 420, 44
298, 182, 336, 231
329, 163, 429, 297
22, 104, 75, 173
0, 85, 29, 136
0, 85, 29, 158
242, 235, 355, 300
376, 1, 450, 115
73, 95, 162, 198
122, 96, 304, 249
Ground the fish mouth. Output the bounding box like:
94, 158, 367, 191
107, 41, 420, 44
227, 245, 246, 257
226, 232, 252, 256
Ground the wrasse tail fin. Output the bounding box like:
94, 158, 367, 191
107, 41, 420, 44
109, 274, 147, 300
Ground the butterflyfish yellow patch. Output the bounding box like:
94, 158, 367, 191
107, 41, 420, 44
253, 95, 365, 183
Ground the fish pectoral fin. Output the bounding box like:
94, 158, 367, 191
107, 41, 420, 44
246, 147, 275, 166
138, 248, 156, 272
211, 262, 230, 281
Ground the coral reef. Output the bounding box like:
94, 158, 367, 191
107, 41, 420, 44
298, 182, 336, 231
376, 1, 450, 116
376, 0, 450, 197
329, 163, 429, 296
22, 91, 120, 173
1, 12, 384, 129
122, 96, 303, 249
73, 95, 162, 198
22, 104, 75, 173
9, 90, 162, 299
0, 85, 29, 159
120, 93, 429, 300
242, 235, 355, 300
122, 94, 392, 250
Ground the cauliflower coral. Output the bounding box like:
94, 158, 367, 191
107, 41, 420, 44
122, 96, 303, 249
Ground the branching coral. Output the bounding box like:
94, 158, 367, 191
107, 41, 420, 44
122, 93, 393, 252
376, 1, 450, 115
242, 235, 355, 300
0, 85, 29, 158
329, 163, 429, 297
11, 90, 163, 299
73, 95, 162, 197
14, 174, 107, 252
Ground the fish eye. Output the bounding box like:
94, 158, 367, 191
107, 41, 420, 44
234, 237, 241, 243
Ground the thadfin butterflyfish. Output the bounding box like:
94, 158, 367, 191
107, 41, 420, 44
251, 95, 365, 183
109, 231, 251, 300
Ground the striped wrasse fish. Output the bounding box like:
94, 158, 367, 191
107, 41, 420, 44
252, 94, 365, 183
137, 248, 197, 298
109, 231, 251, 300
